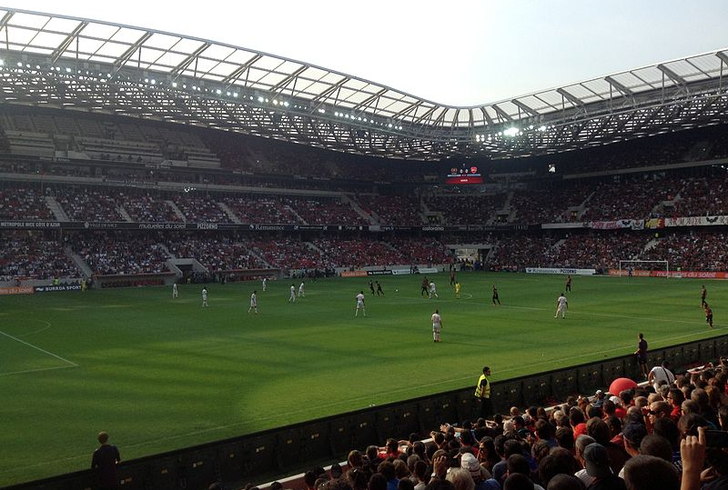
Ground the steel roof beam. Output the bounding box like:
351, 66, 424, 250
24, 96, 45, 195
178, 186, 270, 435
511, 99, 539, 117
657, 64, 687, 86
351, 88, 388, 111
170, 42, 211, 77
605, 76, 634, 97
492, 104, 512, 122
311, 76, 350, 104
222, 53, 262, 86
479, 107, 493, 126
556, 87, 585, 107
113, 31, 153, 72
716, 50, 728, 66
50, 21, 88, 63
270, 65, 309, 94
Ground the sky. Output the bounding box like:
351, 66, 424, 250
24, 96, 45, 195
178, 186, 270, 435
2, 1, 727, 106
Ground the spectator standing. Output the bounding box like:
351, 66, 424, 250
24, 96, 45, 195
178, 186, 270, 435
475, 366, 493, 419
648, 361, 675, 388
635, 333, 648, 379
91, 431, 121, 490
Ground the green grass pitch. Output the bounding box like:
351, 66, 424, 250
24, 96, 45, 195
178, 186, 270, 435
0, 272, 724, 485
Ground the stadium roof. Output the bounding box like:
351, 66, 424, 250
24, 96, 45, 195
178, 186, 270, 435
1, 7, 728, 161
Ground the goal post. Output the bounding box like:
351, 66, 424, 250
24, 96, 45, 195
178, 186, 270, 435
618, 260, 670, 277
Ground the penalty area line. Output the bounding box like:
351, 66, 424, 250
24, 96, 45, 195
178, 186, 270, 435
0, 329, 78, 367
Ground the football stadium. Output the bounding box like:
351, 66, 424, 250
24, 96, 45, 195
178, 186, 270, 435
1, 5, 728, 490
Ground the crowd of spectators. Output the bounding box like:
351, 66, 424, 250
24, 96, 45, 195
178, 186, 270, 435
222, 195, 300, 224
168, 236, 267, 272
544, 233, 649, 271
173, 195, 234, 223
120, 191, 182, 222
75, 232, 169, 275
673, 175, 728, 218
489, 235, 561, 272
510, 185, 593, 225
641, 231, 728, 272
387, 238, 452, 265
581, 175, 678, 222
0, 231, 79, 280
311, 238, 403, 270
234, 358, 728, 490
425, 194, 506, 226
54, 187, 124, 222
250, 238, 329, 270
0, 186, 53, 220
3, 228, 728, 281
358, 195, 424, 225
286, 197, 368, 226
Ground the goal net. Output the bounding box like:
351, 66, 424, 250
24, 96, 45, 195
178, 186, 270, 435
618, 260, 670, 277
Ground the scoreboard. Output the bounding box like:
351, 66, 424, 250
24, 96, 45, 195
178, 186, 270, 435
445, 164, 484, 185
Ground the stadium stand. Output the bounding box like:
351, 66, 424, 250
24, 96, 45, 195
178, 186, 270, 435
3, 96, 728, 490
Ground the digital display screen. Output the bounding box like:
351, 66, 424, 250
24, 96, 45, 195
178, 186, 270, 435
445, 164, 484, 185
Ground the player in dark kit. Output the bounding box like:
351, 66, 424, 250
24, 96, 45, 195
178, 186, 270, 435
421, 276, 430, 297
565, 275, 572, 292
705, 303, 714, 328
369, 280, 375, 295
375, 281, 384, 296
701, 285, 708, 308
492, 285, 501, 305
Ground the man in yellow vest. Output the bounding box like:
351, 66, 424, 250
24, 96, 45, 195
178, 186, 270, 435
474, 366, 492, 419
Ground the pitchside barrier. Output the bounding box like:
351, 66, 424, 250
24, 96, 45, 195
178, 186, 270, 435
7, 334, 728, 490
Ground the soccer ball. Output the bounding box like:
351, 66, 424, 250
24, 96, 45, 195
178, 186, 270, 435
395, 289, 398, 292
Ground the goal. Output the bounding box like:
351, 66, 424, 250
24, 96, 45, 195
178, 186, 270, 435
618, 260, 670, 277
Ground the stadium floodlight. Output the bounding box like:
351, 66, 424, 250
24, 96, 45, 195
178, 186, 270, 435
504, 127, 520, 137
172, 82, 177, 88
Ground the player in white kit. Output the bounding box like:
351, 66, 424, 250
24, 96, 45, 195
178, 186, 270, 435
289, 284, 296, 303
554, 293, 568, 319
355, 291, 366, 317
248, 290, 258, 314
429, 281, 439, 299
298, 282, 305, 298
172, 282, 178, 299
431, 309, 443, 342
201, 287, 208, 307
